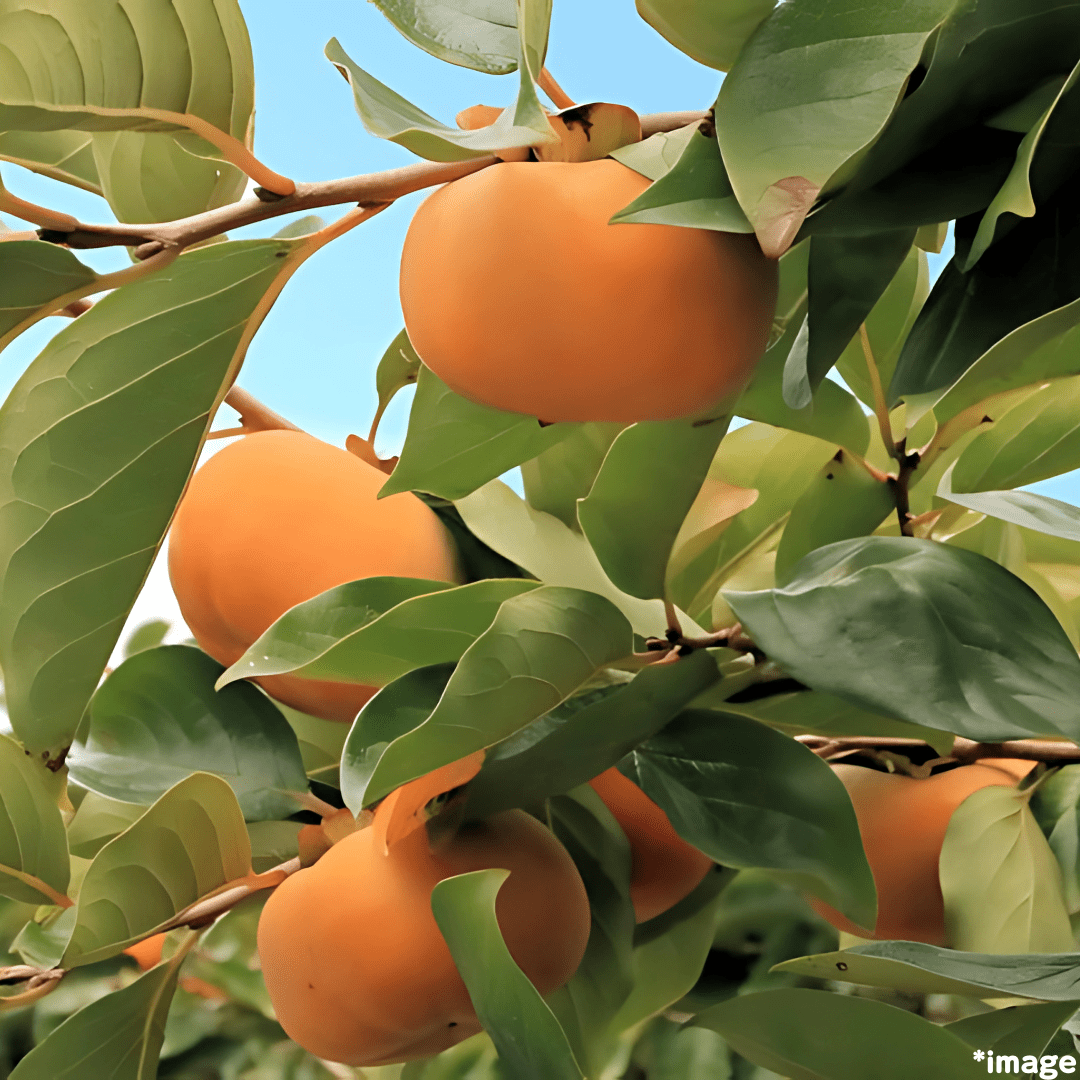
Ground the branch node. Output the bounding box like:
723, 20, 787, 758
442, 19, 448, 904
254, 186, 288, 204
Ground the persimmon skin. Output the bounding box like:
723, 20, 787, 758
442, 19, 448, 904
811, 760, 1036, 944
124, 933, 165, 971
589, 767, 713, 923
400, 159, 778, 423
168, 430, 459, 722
256, 806, 591, 1066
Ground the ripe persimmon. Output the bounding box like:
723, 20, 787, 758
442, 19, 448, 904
811, 759, 1036, 944
124, 933, 165, 970
589, 766, 713, 922
399, 159, 777, 423
168, 430, 459, 722
256, 790, 591, 1066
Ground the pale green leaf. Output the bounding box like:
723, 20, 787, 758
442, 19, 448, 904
636, 0, 776, 72
0, 129, 101, 193
0, 240, 98, 343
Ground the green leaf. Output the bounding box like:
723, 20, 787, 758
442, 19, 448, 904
609, 123, 696, 182
122, 618, 170, 659
1031, 766, 1080, 914
725, 536, 1080, 743
416, 493, 529, 583
693, 987, 976, 1079
939, 467, 1080, 545
610, 126, 752, 233
636, 0, 775, 72
325, 37, 554, 163
949, 378, 1080, 493
67, 792, 144, 860
455, 480, 699, 638
463, 650, 724, 821
369, 0, 519, 74
714, 0, 955, 255
774, 448, 895, 583
965, 59, 1080, 270
358, 586, 632, 805
340, 662, 455, 813
63, 773, 251, 967
0, 733, 69, 904
380, 366, 574, 500
9, 951, 186, 1080
579, 417, 731, 600
940, 784, 1075, 954
0, 238, 298, 756
778, 940, 1080, 1001
890, 187, 1080, 408
69, 646, 308, 821
0, 0, 254, 139
947, 1001, 1078, 1060
719, 689, 955, 757
520, 422, 624, 531
220, 577, 536, 691
374, 328, 422, 426
793, 231, 916, 402
0, 240, 98, 345
0, 130, 101, 193
622, 709, 877, 931
430, 870, 584, 1080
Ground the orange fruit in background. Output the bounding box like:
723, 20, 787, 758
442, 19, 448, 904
589, 766, 713, 923
124, 933, 165, 971
810, 759, 1036, 944
256, 793, 591, 1066
400, 159, 777, 424
168, 430, 460, 722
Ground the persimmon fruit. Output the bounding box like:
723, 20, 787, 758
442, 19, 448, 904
168, 430, 459, 722
256, 786, 591, 1066
589, 766, 713, 922
400, 159, 778, 423
810, 759, 1036, 944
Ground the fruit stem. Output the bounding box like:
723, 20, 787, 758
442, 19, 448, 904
538, 68, 576, 110
210, 386, 304, 440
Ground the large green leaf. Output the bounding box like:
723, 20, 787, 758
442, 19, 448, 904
0, 238, 299, 756
940, 784, 1075, 953
778, 940, 1080, 1000
947, 1001, 1079, 1060
1031, 766, 1080, 914
9, 949, 186, 1080
63, 773, 251, 967
379, 366, 574, 500
430, 870, 584, 1080
325, 38, 552, 163
622, 709, 876, 931
609, 123, 696, 182
67, 792, 145, 860
636, 0, 775, 72
578, 417, 731, 600
0, 129, 101, 193
218, 577, 534, 689
69, 645, 308, 821
369, 0, 519, 74
455, 480, 696, 638
725, 536, 1080, 743
463, 651, 726, 820
610, 126, 751, 233
714, 0, 955, 254
0, 240, 98, 346
0, 733, 69, 905
693, 988, 976, 1079
347, 587, 632, 806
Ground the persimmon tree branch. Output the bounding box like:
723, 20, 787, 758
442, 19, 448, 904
208, 385, 304, 440
32, 111, 704, 260
797, 734, 1080, 765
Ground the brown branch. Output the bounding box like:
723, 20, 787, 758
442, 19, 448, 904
796, 734, 1080, 765
36, 111, 704, 260
221, 386, 302, 436
538, 68, 576, 110
887, 439, 920, 537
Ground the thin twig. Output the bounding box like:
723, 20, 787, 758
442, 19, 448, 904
221, 386, 303, 436
538, 68, 576, 110
888, 440, 920, 538
796, 734, 1080, 765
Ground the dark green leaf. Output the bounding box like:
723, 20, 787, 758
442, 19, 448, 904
1031, 765, 1080, 913
693, 988, 976, 1079
636, 0, 775, 71
623, 709, 877, 931
63, 773, 250, 967
340, 663, 455, 813
610, 126, 751, 233
369, 0, 519, 74
9, 951, 185, 1080
779, 940, 1080, 1001
430, 869, 584, 1080
947, 1001, 1078, 1059
0, 239, 300, 756
70, 646, 308, 821
0, 241, 98, 346
463, 650, 725, 820
219, 578, 536, 691
726, 536, 1080, 742
578, 417, 731, 600
416, 493, 529, 582
356, 587, 632, 805
380, 366, 574, 500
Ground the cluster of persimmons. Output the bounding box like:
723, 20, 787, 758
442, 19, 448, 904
159, 131, 1034, 1066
